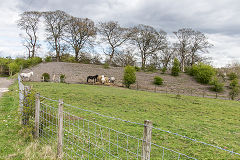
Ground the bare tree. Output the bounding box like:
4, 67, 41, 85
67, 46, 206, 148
189, 31, 213, 65
42, 10, 69, 62
112, 50, 136, 67
173, 28, 193, 72
173, 28, 212, 72
160, 44, 176, 69
131, 24, 167, 69
17, 11, 41, 58
98, 21, 132, 65
64, 16, 96, 61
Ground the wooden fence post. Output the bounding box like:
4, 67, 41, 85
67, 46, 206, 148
34, 93, 40, 138
57, 99, 64, 159
137, 82, 139, 90
142, 120, 153, 160
154, 85, 156, 93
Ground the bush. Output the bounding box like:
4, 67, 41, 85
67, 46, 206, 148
9, 62, 20, 76
42, 73, 50, 82
185, 66, 193, 75
60, 74, 65, 83
191, 63, 216, 84
123, 65, 136, 88
161, 67, 167, 74
210, 77, 224, 92
15, 58, 30, 68
145, 64, 157, 72
135, 66, 141, 72
154, 76, 163, 85
61, 54, 76, 63
103, 63, 110, 69
171, 58, 180, 76
229, 79, 239, 89
44, 56, 52, 62
29, 57, 42, 66
229, 87, 239, 100
227, 72, 238, 80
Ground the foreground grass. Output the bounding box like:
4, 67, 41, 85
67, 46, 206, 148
0, 82, 56, 160
24, 82, 240, 159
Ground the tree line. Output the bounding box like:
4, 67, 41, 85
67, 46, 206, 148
17, 10, 212, 71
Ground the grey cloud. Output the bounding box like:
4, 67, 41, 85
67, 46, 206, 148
2, 0, 239, 66
17, 0, 240, 35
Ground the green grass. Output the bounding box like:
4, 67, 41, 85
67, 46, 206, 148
0, 82, 56, 160
0, 82, 25, 159
23, 82, 240, 159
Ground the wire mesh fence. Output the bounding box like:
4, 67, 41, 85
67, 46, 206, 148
18, 74, 240, 159
132, 82, 239, 101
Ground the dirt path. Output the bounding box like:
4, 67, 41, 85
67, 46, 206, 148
0, 78, 13, 98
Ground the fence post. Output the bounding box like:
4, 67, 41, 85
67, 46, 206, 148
216, 92, 218, 99
142, 120, 153, 160
137, 82, 139, 90
154, 85, 156, 93
34, 93, 40, 138
22, 86, 31, 125
57, 99, 64, 159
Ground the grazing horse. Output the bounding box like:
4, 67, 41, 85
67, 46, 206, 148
20, 71, 33, 81
87, 75, 98, 83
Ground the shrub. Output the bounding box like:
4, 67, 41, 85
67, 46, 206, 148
210, 77, 224, 92
135, 66, 141, 72
29, 57, 42, 66
154, 76, 163, 85
9, 62, 20, 76
60, 74, 65, 83
42, 73, 50, 82
103, 63, 110, 69
61, 54, 76, 63
171, 58, 180, 76
123, 65, 136, 88
229, 87, 239, 100
145, 64, 157, 72
44, 56, 52, 62
227, 72, 238, 80
185, 66, 193, 75
161, 67, 167, 74
191, 63, 216, 84
229, 79, 239, 89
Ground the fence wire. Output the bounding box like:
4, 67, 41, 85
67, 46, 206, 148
18, 76, 240, 159
39, 96, 196, 159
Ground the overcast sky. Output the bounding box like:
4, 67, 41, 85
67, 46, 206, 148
1, 0, 240, 67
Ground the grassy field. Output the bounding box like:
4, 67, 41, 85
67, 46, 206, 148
21, 82, 240, 159
0, 82, 56, 160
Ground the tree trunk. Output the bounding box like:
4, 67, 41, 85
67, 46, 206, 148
142, 58, 146, 70
75, 50, 79, 62
56, 51, 60, 62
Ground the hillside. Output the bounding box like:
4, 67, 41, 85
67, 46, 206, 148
22, 62, 238, 100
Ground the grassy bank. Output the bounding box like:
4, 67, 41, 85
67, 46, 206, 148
24, 82, 240, 159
